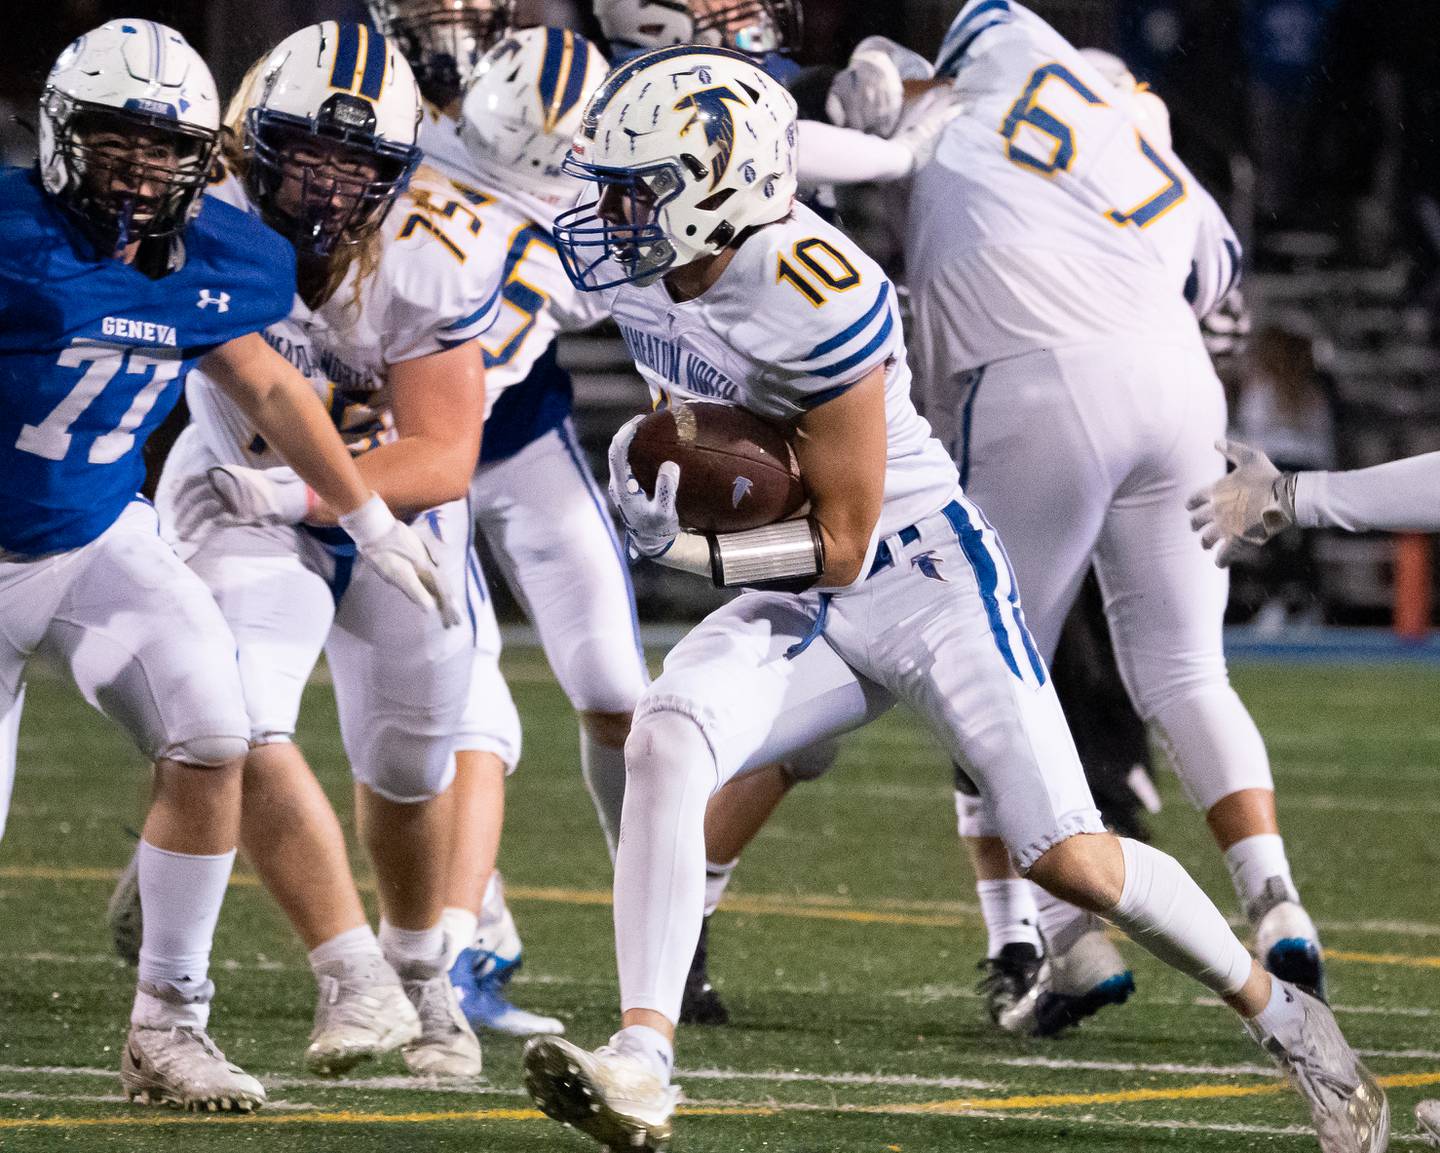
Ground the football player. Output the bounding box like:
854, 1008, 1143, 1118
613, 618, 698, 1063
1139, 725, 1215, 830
156, 22, 504, 1077
895, 0, 1325, 1036
0, 20, 449, 1111
518, 45, 1386, 1153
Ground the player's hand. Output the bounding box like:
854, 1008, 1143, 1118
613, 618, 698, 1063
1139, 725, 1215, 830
826, 36, 935, 138
892, 87, 963, 174
1200, 286, 1251, 362
338, 494, 462, 628
171, 464, 312, 539
608, 414, 680, 558
1186, 439, 1297, 566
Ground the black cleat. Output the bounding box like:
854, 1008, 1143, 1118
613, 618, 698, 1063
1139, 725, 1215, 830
975, 942, 1042, 1026
679, 917, 730, 1026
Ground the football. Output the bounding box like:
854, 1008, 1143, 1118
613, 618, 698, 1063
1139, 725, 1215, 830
628, 401, 806, 533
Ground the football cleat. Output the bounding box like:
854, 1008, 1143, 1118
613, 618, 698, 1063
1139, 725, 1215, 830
305, 954, 421, 1074
1246, 981, 1389, 1153
450, 946, 564, 1037
1250, 877, 1327, 1001
975, 941, 1042, 1026
679, 916, 730, 1026
1416, 1099, 1440, 1147
998, 925, 1135, 1037
121, 1023, 266, 1112
397, 961, 484, 1077
107, 844, 143, 966
523, 1034, 681, 1152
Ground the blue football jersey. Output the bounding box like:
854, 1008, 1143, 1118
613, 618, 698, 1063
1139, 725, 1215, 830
0, 168, 295, 555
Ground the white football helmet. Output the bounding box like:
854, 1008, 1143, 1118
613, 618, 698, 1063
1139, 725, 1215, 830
1079, 48, 1172, 151
39, 20, 220, 252
555, 46, 798, 290
241, 21, 423, 254
596, 0, 801, 58
366, 0, 514, 109
459, 27, 607, 223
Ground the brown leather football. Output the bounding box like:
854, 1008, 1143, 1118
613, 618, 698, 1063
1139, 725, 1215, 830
628, 401, 805, 533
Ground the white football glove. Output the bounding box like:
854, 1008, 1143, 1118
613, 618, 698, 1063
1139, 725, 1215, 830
892, 86, 963, 175
826, 36, 935, 138
607, 414, 680, 558
171, 463, 312, 540
338, 494, 462, 628
1186, 439, 1297, 567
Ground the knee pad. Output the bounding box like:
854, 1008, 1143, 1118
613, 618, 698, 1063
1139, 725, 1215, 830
1151, 686, 1272, 812
159, 732, 249, 768
780, 739, 838, 784
352, 723, 457, 803
625, 708, 717, 792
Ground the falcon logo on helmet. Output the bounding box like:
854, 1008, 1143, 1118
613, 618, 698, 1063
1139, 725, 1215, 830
553, 46, 797, 291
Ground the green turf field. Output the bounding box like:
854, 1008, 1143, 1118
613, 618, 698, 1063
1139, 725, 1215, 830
2, 650, 1438, 1151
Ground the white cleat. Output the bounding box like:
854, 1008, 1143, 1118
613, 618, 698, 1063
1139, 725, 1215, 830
1417, 1100, 1440, 1147
1247, 981, 1389, 1153
397, 963, 483, 1078
305, 955, 421, 1075
121, 1023, 266, 1113
998, 924, 1135, 1037
523, 1035, 681, 1151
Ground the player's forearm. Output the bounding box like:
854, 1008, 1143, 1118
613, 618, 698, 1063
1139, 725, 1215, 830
316, 434, 478, 523
1294, 452, 1440, 533
798, 120, 913, 185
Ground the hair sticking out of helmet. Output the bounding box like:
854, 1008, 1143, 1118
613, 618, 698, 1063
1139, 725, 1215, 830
240, 22, 423, 257
594, 0, 801, 58
458, 26, 607, 224
366, 0, 514, 109
38, 20, 221, 257
553, 45, 798, 291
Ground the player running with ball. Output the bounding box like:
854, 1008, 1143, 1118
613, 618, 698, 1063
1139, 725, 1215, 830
519, 44, 1388, 1153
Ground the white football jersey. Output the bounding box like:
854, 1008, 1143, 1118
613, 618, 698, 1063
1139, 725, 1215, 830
601, 202, 958, 540
419, 107, 606, 422
908, 0, 1240, 369
188, 164, 505, 466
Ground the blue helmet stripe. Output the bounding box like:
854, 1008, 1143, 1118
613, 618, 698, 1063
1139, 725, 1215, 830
538, 27, 566, 123
329, 22, 361, 91
359, 25, 387, 99
557, 32, 590, 123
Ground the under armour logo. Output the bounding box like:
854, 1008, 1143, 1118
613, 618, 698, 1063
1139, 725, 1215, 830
912, 550, 947, 582
196, 290, 231, 312
731, 476, 753, 508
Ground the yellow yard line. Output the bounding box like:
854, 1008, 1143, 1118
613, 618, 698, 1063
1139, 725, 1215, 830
1327, 949, 1440, 970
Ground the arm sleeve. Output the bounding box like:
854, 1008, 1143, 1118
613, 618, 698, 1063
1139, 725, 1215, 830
797, 119, 913, 185
1294, 453, 1440, 532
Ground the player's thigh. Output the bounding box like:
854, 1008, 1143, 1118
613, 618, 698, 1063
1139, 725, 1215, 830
329, 499, 476, 803
40, 503, 250, 763
958, 353, 1111, 660
475, 425, 647, 714
454, 558, 522, 772
845, 502, 1102, 871
1094, 366, 1230, 714
638, 592, 892, 789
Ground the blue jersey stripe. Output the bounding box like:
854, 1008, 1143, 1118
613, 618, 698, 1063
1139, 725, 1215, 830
937, 18, 1008, 77
358, 26, 387, 99
329, 22, 361, 92
803, 282, 889, 362
795, 379, 858, 409
942, 501, 1023, 681
441, 279, 503, 333
808, 308, 894, 380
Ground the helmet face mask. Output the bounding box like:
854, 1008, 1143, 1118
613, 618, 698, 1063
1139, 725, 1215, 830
691, 0, 800, 55
554, 160, 684, 289
46, 98, 217, 252
368, 0, 514, 107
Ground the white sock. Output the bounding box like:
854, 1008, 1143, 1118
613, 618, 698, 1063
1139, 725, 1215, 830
581, 730, 628, 861
379, 919, 446, 974
308, 923, 382, 972
132, 840, 235, 1028
476, 873, 521, 965
440, 907, 480, 971
614, 711, 712, 1023
704, 859, 737, 916
1249, 973, 1307, 1039
975, 878, 1041, 956
1031, 881, 1099, 954
1106, 838, 1254, 998
1224, 833, 1299, 916
612, 1024, 674, 1084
